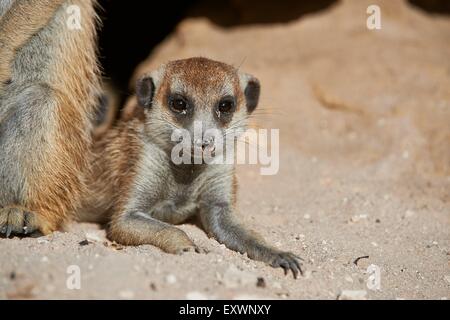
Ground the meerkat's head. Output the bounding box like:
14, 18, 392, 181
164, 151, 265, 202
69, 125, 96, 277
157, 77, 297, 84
135, 57, 260, 162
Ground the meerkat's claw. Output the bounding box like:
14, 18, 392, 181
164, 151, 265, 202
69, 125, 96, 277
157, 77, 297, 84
195, 246, 209, 254
176, 244, 207, 255
270, 251, 304, 279
178, 246, 196, 254
0, 207, 40, 238
292, 253, 305, 262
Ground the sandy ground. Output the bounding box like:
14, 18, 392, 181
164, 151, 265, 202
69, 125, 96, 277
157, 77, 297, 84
1, 0, 449, 299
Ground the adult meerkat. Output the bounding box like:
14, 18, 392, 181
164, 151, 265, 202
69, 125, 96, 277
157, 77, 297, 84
84, 57, 303, 277
0, 0, 65, 91
0, 0, 100, 236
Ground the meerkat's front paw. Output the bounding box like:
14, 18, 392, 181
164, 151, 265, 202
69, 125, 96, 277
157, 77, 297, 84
175, 244, 208, 255
268, 250, 304, 279
155, 227, 205, 255
0, 206, 41, 238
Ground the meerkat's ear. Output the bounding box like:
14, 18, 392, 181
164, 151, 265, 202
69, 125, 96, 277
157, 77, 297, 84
136, 75, 155, 108
239, 73, 261, 114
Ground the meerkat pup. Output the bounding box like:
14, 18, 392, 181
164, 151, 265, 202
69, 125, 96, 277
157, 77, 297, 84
84, 57, 302, 277
0, 0, 100, 236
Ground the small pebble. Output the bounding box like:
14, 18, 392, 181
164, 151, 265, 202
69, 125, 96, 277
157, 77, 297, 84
186, 291, 208, 300
78, 240, 90, 246
404, 210, 415, 218
166, 274, 177, 284
85, 232, 103, 243
338, 290, 367, 300
256, 277, 266, 288
350, 214, 368, 223
119, 290, 135, 299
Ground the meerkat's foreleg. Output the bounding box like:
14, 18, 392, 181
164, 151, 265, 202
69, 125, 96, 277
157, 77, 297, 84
0, 0, 64, 89
199, 202, 303, 278
108, 211, 201, 254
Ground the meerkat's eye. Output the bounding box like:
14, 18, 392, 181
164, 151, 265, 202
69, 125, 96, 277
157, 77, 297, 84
217, 97, 236, 114
169, 95, 189, 114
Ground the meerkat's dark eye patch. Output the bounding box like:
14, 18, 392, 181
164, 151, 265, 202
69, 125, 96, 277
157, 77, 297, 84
168, 94, 190, 115
136, 75, 155, 108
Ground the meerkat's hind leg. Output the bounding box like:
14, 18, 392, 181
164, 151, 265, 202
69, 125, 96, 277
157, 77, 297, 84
108, 211, 204, 254
0, 206, 41, 238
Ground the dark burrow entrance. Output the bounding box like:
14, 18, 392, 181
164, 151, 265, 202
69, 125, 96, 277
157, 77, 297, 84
97, 0, 449, 107
97, 0, 338, 106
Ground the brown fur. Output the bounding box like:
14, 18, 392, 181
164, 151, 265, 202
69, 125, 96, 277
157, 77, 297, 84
32, 1, 100, 233
86, 117, 201, 253
81, 58, 302, 277
0, 0, 64, 91
0, 0, 100, 235
79, 117, 144, 224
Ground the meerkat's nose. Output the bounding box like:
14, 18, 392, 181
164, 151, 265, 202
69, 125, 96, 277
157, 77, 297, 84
195, 136, 215, 150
